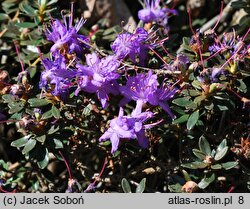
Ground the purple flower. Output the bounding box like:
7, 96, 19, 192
40, 54, 76, 96
119, 70, 158, 111
120, 71, 177, 119
45, 6, 89, 57
111, 27, 151, 64
138, 0, 177, 28
76, 53, 120, 108
149, 84, 178, 119
99, 107, 154, 153
165, 54, 190, 72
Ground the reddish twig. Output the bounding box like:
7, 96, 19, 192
59, 150, 73, 180
84, 157, 108, 192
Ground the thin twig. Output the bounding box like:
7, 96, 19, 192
200, 0, 237, 33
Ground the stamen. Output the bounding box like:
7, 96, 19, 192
149, 46, 168, 64
84, 157, 107, 192
14, 41, 25, 72
69, 2, 74, 29
212, 1, 224, 32
187, 9, 205, 70
160, 43, 175, 60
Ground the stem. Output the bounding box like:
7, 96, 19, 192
160, 44, 175, 60
59, 151, 72, 180
14, 41, 25, 72
84, 157, 107, 192
149, 46, 168, 64
0, 119, 21, 124
0, 81, 12, 86
204, 48, 223, 62
0, 186, 16, 193
227, 186, 235, 193
212, 1, 224, 32
187, 9, 205, 70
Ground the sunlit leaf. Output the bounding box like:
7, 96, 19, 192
221, 161, 238, 170
214, 146, 228, 161
11, 135, 32, 148
136, 178, 146, 193
198, 173, 215, 189
121, 178, 131, 193
187, 110, 199, 130
22, 139, 37, 154
192, 149, 206, 160
199, 136, 211, 156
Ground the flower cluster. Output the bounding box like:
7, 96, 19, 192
45, 7, 89, 57
99, 107, 154, 153
75, 53, 120, 108
119, 71, 177, 119
111, 27, 153, 65
138, 0, 177, 30
39, 2, 250, 156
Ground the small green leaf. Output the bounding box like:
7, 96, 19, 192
211, 149, 216, 158
41, 110, 53, 120
51, 138, 63, 149
8, 102, 24, 114
211, 164, 222, 170
236, 79, 247, 93
11, 135, 32, 147
216, 139, 227, 153
22, 139, 37, 154
198, 173, 215, 189
191, 80, 202, 90
36, 135, 46, 143
0, 160, 9, 170
221, 161, 238, 170
82, 104, 92, 116
182, 170, 191, 182
173, 114, 189, 124
199, 136, 211, 156
19, 3, 36, 15
136, 178, 146, 193
168, 183, 182, 193
2, 94, 15, 103
38, 0, 47, 6
15, 22, 37, 28
172, 97, 193, 107
28, 98, 50, 107
216, 105, 229, 111
181, 161, 208, 169
37, 148, 49, 169
121, 178, 131, 193
48, 125, 60, 135
47, 0, 58, 5
194, 95, 206, 104
187, 110, 199, 130
0, 13, 9, 21
214, 146, 228, 161
52, 106, 60, 119
182, 89, 201, 97
192, 149, 206, 160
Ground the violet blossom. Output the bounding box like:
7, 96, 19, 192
76, 53, 120, 108
45, 5, 89, 57
99, 107, 155, 153
138, 0, 177, 29
119, 71, 158, 112
120, 71, 177, 119
39, 54, 76, 96
111, 27, 151, 65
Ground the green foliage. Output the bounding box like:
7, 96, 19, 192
121, 178, 146, 193
0, 0, 249, 193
